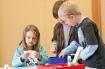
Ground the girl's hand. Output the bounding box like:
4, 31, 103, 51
35, 52, 42, 60
21, 51, 30, 60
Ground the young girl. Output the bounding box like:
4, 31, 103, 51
58, 0, 105, 68
12, 25, 48, 67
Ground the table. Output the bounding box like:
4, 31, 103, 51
0, 66, 37, 69
0, 66, 97, 69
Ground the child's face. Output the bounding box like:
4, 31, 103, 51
57, 18, 65, 24
25, 31, 37, 47
60, 15, 79, 26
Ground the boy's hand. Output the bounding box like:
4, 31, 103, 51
59, 51, 65, 57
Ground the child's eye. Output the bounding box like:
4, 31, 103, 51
32, 37, 37, 40
26, 36, 37, 40
26, 37, 31, 39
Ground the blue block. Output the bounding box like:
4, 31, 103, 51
48, 57, 67, 64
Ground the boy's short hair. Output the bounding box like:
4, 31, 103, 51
52, 0, 67, 19
58, 0, 81, 20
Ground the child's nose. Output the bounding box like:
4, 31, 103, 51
29, 38, 33, 42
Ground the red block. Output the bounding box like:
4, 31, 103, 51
37, 63, 85, 69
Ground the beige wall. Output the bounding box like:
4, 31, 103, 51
101, 0, 105, 42
0, 0, 56, 67
0, 0, 2, 66
70, 0, 92, 18
0, 0, 92, 67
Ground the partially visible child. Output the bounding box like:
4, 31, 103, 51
51, 0, 77, 57
58, 0, 105, 68
12, 25, 48, 67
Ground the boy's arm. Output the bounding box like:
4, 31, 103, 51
62, 41, 79, 55
80, 45, 98, 60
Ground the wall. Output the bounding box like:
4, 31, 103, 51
0, 0, 92, 67
101, 0, 105, 42
0, 0, 2, 66
0, 0, 55, 66
70, 0, 92, 18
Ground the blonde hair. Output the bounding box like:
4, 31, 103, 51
58, 0, 81, 20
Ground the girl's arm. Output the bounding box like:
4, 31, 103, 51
37, 46, 48, 65
12, 46, 27, 67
